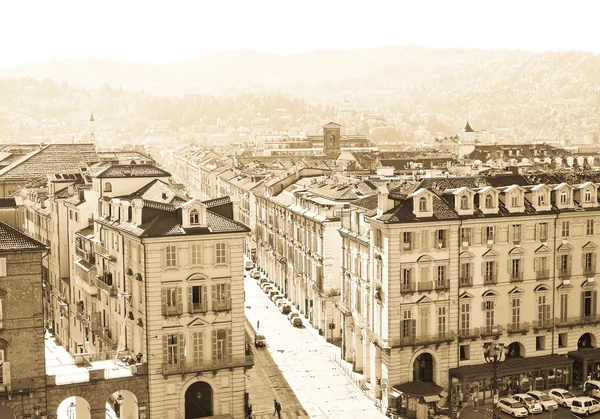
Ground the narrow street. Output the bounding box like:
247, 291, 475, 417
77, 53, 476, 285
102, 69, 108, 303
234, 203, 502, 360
244, 271, 386, 419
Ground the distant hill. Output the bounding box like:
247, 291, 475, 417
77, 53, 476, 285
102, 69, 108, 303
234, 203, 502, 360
0, 45, 599, 138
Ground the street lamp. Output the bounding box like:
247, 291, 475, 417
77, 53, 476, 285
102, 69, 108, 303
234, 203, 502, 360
67, 401, 76, 419
483, 337, 505, 419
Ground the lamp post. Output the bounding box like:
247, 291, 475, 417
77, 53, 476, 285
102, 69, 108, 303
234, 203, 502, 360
483, 337, 505, 419
67, 401, 76, 419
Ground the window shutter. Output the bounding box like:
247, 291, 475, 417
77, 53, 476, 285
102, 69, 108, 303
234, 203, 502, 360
582, 253, 587, 268
431, 230, 437, 248
421, 230, 429, 250
494, 261, 499, 277
211, 285, 216, 307
581, 293, 586, 318
161, 288, 167, 306
481, 228, 486, 244
556, 256, 561, 269
212, 330, 217, 362
534, 257, 539, 271
227, 328, 232, 362
481, 301, 486, 311
399, 234, 404, 253
226, 283, 231, 309
0, 258, 6, 276
178, 333, 185, 365
163, 335, 168, 363
414, 231, 420, 251
411, 319, 416, 338
534, 224, 538, 240
2, 361, 10, 386
594, 291, 598, 317
568, 255, 573, 272
481, 261, 485, 278
507, 260, 511, 273
594, 253, 597, 271
202, 286, 207, 309
188, 286, 193, 313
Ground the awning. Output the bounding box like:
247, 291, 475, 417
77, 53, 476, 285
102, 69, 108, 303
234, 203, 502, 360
568, 348, 600, 363
392, 381, 444, 397
449, 354, 573, 381
424, 395, 442, 402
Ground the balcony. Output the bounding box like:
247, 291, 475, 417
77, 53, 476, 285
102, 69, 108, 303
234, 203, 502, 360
75, 310, 91, 327
483, 274, 497, 286
555, 315, 600, 328
584, 266, 596, 278
536, 270, 550, 281
417, 281, 434, 292
91, 323, 117, 350
162, 303, 184, 317
532, 319, 554, 331
507, 322, 530, 334
402, 242, 413, 251
458, 328, 480, 341
510, 272, 524, 283
162, 354, 254, 376
559, 269, 571, 280
93, 242, 115, 261
212, 298, 232, 312
75, 247, 96, 264
94, 275, 117, 296
399, 331, 456, 347
435, 280, 450, 291
459, 276, 473, 288
400, 282, 416, 294
480, 325, 504, 338
188, 300, 208, 314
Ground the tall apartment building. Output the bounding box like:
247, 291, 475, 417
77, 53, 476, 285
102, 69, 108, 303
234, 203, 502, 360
0, 222, 48, 419
17, 162, 252, 419
340, 175, 600, 416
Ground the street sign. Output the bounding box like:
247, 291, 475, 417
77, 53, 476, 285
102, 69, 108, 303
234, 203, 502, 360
493, 394, 498, 404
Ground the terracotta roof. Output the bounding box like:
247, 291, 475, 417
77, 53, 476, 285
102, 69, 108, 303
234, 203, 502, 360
0, 197, 16, 208
0, 221, 48, 252
94, 164, 171, 179
0, 144, 98, 181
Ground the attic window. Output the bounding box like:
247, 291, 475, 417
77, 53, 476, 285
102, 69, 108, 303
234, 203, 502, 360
538, 194, 546, 206
560, 191, 568, 204
460, 195, 469, 210
485, 195, 493, 209
585, 189, 592, 203
162, 192, 168, 200
104, 182, 112, 193
511, 195, 520, 207
418, 197, 427, 212
190, 209, 199, 225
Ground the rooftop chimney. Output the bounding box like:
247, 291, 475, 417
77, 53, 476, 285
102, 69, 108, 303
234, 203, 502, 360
123, 166, 132, 176
377, 185, 395, 217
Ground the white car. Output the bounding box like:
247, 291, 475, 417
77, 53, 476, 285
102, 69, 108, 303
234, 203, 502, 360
497, 398, 528, 417
548, 388, 576, 407
526, 391, 559, 411
584, 380, 600, 399
512, 394, 543, 414
571, 396, 600, 416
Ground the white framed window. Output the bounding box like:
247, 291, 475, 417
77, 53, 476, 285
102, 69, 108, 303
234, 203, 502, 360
189, 209, 200, 225
212, 328, 232, 364
511, 298, 521, 326
419, 197, 427, 212
511, 195, 520, 207
460, 301, 470, 332
585, 189, 592, 203
485, 194, 494, 208
165, 245, 177, 268
190, 243, 203, 266
560, 191, 568, 204
165, 333, 181, 365
561, 221, 570, 238
215, 242, 227, 265
511, 224, 521, 242
587, 219, 595, 236
437, 306, 447, 336
192, 331, 204, 367
460, 195, 469, 210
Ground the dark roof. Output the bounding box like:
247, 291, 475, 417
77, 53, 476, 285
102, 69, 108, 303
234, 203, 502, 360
567, 348, 600, 363
0, 197, 16, 208
464, 120, 475, 133
352, 194, 379, 211
449, 354, 572, 381
0, 144, 98, 181
392, 381, 443, 397
123, 179, 185, 204
379, 195, 459, 223
0, 221, 48, 252
94, 164, 171, 179
203, 196, 232, 208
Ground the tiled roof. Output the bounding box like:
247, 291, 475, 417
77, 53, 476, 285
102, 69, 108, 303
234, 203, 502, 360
0, 197, 16, 208
0, 221, 48, 252
380, 195, 459, 223
352, 194, 379, 211
123, 179, 185, 204
203, 196, 232, 208
94, 164, 171, 178
0, 144, 98, 181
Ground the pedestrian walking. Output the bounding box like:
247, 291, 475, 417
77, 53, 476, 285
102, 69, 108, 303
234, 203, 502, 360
273, 399, 278, 415
473, 395, 478, 412
275, 401, 282, 418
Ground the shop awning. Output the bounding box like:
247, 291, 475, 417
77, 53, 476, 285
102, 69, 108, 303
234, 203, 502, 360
568, 348, 600, 363
392, 381, 444, 397
449, 354, 573, 381
424, 395, 443, 402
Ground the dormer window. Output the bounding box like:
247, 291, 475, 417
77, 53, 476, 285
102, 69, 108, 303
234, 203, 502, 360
190, 209, 200, 225
485, 195, 494, 209
538, 194, 546, 206
460, 195, 469, 210
560, 191, 568, 204
104, 182, 112, 193
585, 189, 592, 203
511, 195, 520, 207
419, 197, 427, 212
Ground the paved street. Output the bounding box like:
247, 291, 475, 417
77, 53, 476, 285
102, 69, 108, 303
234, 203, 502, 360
244, 271, 386, 419
456, 403, 584, 419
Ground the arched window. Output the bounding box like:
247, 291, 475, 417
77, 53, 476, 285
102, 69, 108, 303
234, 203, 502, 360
460, 195, 469, 210
485, 195, 493, 209
419, 197, 427, 212
190, 209, 199, 225
585, 189, 592, 203
104, 182, 112, 192
560, 191, 568, 204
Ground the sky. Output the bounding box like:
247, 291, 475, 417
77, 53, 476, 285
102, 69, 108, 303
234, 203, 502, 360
2, 0, 599, 67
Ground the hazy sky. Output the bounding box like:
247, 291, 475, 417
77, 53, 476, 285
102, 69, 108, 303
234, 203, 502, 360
2, 0, 599, 67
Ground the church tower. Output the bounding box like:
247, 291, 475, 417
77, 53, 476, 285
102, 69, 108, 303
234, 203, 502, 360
89, 113, 96, 143
322, 121, 342, 158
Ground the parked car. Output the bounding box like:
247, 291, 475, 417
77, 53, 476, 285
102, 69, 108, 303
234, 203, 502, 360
251, 270, 261, 280
275, 299, 288, 309
512, 394, 543, 414
245, 261, 255, 271
258, 277, 270, 286
271, 294, 285, 304
267, 290, 281, 300
526, 391, 559, 411
288, 311, 301, 321
571, 397, 600, 416
261, 282, 273, 292
497, 398, 528, 417
279, 304, 292, 315
290, 317, 303, 328
254, 333, 266, 348
548, 388, 576, 407
584, 380, 600, 399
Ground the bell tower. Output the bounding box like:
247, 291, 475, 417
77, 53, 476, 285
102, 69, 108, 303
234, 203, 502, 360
323, 121, 342, 157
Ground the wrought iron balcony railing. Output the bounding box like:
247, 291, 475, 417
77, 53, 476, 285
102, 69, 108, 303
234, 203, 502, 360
400, 282, 416, 294
555, 315, 600, 328
532, 319, 554, 331
212, 298, 232, 312
162, 354, 254, 376
162, 303, 184, 316
188, 300, 208, 314
480, 325, 504, 338
507, 322, 530, 334
536, 270, 550, 280
418, 281, 434, 292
